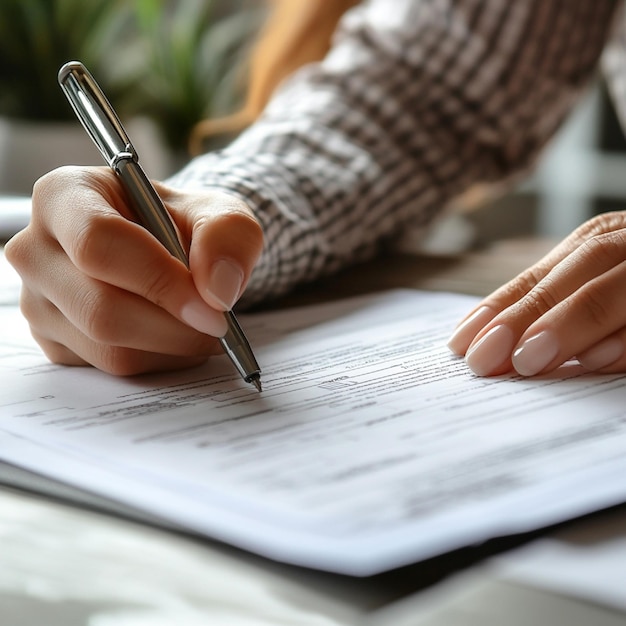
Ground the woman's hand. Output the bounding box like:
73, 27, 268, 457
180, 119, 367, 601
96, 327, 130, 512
448, 211, 626, 376
5, 166, 263, 376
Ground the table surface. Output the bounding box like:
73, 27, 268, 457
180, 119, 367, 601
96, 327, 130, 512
3, 237, 626, 626
261, 237, 556, 309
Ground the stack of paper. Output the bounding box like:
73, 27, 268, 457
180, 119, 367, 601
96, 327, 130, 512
1, 251, 626, 575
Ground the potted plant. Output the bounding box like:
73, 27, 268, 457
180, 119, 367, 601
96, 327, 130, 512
0, 0, 261, 194
123, 0, 263, 165
0, 0, 137, 193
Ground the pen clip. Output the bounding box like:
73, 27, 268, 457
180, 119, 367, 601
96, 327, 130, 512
58, 61, 136, 169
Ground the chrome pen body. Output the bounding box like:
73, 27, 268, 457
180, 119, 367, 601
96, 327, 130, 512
58, 61, 261, 391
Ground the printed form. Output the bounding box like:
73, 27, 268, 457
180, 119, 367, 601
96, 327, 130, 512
1, 252, 626, 575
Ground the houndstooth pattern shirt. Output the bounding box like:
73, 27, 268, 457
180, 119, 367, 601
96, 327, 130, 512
170, 0, 621, 308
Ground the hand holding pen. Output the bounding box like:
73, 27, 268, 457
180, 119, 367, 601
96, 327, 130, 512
5, 62, 264, 388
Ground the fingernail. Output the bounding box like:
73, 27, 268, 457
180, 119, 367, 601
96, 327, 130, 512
180, 299, 227, 337
447, 306, 497, 355
512, 330, 559, 376
578, 336, 623, 371
207, 259, 243, 311
465, 325, 515, 376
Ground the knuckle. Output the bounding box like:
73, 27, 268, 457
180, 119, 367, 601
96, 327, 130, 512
140, 269, 178, 308
576, 283, 612, 328
511, 268, 542, 297
3, 229, 29, 269
73, 287, 121, 345
19, 288, 44, 323
520, 281, 559, 317
68, 213, 115, 274
576, 213, 609, 239
5, 226, 46, 277
578, 229, 626, 266
32, 166, 83, 206
32, 167, 65, 199
494, 266, 545, 308
575, 212, 626, 240
577, 236, 606, 267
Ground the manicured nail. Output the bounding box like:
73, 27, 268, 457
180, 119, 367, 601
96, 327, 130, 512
465, 324, 516, 376
180, 299, 227, 337
512, 330, 559, 376
447, 306, 497, 355
207, 259, 243, 311
577, 336, 623, 371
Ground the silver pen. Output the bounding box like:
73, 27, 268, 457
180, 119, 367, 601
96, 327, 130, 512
58, 61, 262, 392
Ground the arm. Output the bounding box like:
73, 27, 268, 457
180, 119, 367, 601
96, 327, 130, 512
172, 0, 618, 306
5, 0, 618, 375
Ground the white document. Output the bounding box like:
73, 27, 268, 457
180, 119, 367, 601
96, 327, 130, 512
1, 274, 626, 575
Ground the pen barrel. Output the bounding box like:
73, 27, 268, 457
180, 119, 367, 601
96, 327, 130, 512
115, 159, 189, 267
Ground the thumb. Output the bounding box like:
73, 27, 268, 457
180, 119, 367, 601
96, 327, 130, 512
182, 191, 264, 311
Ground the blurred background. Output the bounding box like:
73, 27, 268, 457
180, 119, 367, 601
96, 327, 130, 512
0, 0, 264, 190
0, 0, 625, 244
471, 82, 626, 241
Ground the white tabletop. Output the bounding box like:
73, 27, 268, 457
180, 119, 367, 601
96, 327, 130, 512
2, 482, 626, 625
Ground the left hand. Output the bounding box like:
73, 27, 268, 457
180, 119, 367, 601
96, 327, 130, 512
447, 211, 626, 376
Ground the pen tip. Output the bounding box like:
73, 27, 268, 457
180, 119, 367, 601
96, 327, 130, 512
251, 376, 262, 393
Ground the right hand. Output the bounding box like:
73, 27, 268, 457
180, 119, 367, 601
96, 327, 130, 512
5, 165, 263, 376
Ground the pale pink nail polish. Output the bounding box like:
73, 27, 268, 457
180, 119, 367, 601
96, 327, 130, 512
180, 300, 227, 337
207, 259, 243, 311
447, 306, 497, 355
578, 337, 623, 371
512, 330, 559, 376
465, 325, 516, 376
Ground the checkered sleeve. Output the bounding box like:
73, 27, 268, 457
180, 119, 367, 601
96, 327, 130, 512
169, 0, 618, 307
